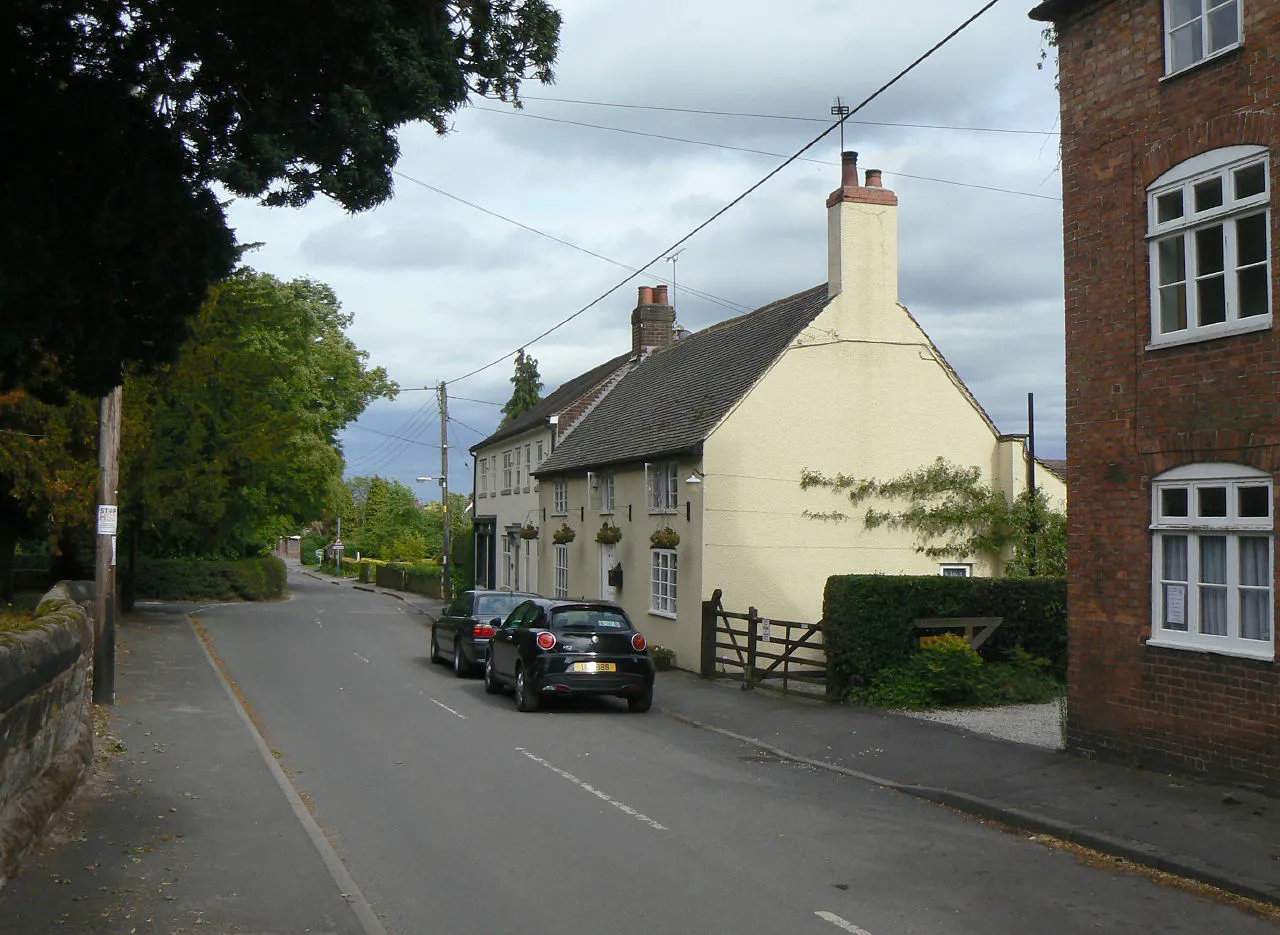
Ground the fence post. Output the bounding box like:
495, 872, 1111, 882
700, 588, 723, 677
744, 606, 759, 690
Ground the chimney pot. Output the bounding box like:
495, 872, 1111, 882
654, 284, 669, 305
638, 285, 655, 305
840, 150, 859, 188
865, 169, 883, 188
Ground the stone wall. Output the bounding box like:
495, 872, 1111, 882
0, 583, 94, 886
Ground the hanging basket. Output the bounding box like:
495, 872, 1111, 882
551, 523, 577, 545
518, 524, 539, 540
649, 527, 680, 549
595, 523, 623, 545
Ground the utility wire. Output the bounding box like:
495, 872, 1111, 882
344, 423, 442, 448
475, 107, 1059, 202
448, 0, 1005, 387
448, 395, 504, 407
517, 94, 1059, 136
392, 171, 752, 314
448, 415, 488, 437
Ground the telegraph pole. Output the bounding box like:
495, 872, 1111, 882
439, 381, 451, 603
93, 385, 122, 705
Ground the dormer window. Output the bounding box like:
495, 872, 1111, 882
1165, 0, 1242, 76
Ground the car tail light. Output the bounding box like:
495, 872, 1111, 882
536, 631, 557, 651
631, 633, 647, 652
474, 624, 496, 639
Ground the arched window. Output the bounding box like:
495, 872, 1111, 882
1150, 463, 1273, 659
1147, 145, 1270, 347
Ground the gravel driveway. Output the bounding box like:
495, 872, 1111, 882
900, 697, 1065, 750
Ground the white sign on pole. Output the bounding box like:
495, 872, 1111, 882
760, 618, 772, 642
97, 505, 119, 536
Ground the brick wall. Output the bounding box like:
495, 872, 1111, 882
1056, 0, 1280, 789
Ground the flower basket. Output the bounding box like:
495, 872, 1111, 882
551, 523, 576, 545
518, 524, 539, 540
650, 646, 675, 671
595, 523, 622, 545
649, 527, 680, 549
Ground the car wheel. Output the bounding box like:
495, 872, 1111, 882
627, 686, 653, 714
483, 655, 502, 695
429, 629, 443, 664
515, 667, 541, 712
453, 642, 469, 678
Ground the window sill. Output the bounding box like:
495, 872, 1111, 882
551, 512, 568, 518
648, 509, 679, 515
1146, 635, 1274, 663
1147, 316, 1271, 351
1160, 42, 1242, 83
648, 609, 678, 620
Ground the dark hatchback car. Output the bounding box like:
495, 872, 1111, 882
484, 598, 655, 713
431, 590, 539, 677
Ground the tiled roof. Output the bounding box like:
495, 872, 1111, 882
1028, 0, 1096, 21
534, 284, 829, 474
469, 352, 631, 452
1038, 458, 1068, 482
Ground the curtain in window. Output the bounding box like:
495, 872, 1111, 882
1199, 536, 1228, 636
1239, 536, 1272, 641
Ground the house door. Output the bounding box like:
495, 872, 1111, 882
599, 543, 617, 601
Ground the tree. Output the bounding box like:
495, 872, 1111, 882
500, 349, 544, 425
123, 270, 397, 556
0, 391, 99, 597
800, 457, 1067, 577
2, 0, 562, 399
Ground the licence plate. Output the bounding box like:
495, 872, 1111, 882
572, 661, 616, 673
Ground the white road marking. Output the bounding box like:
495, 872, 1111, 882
431, 699, 467, 720
353, 653, 370, 664
815, 911, 875, 934
515, 747, 667, 831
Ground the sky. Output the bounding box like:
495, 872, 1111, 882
224, 0, 1064, 499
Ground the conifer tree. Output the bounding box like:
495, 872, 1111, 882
500, 350, 544, 426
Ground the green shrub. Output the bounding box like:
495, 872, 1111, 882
822, 574, 1067, 699
300, 533, 326, 565
855, 635, 1061, 710
135, 556, 287, 601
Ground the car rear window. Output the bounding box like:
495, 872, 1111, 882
550, 608, 632, 631
476, 594, 529, 617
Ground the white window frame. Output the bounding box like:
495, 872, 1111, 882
1150, 463, 1274, 660
478, 458, 489, 498
553, 478, 568, 516
554, 544, 568, 599
650, 549, 678, 617
514, 446, 523, 491
600, 471, 615, 514
536, 440, 545, 468
502, 450, 513, 494
502, 534, 514, 589
1147, 146, 1270, 348
646, 461, 679, 513
939, 564, 972, 578
1163, 0, 1242, 77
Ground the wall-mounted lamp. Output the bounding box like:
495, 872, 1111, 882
685, 471, 704, 485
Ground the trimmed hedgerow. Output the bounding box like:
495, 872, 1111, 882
822, 574, 1066, 700
134, 557, 287, 601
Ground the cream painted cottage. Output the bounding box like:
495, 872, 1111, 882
528, 153, 1066, 669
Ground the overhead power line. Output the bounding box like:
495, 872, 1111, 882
474, 106, 1059, 202
447, 0, 1006, 387
516, 94, 1059, 137
392, 170, 752, 314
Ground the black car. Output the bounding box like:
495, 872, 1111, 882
431, 589, 539, 677
484, 599, 655, 713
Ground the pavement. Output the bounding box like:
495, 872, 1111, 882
0, 565, 1276, 934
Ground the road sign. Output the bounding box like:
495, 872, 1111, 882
97, 504, 118, 535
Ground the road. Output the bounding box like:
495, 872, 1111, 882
192, 568, 1276, 934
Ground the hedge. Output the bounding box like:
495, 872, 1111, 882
373, 562, 442, 598
134, 557, 287, 601
822, 575, 1067, 700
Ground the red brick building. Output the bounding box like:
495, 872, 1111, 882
1030, 0, 1280, 788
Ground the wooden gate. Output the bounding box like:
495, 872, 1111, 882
699, 589, 827, 698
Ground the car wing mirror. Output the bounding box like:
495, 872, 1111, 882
490, 617, 503, 627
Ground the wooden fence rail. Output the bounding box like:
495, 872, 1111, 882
700, 588, 827, 698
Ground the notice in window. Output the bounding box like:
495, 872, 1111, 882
1164, 584, 1187, 628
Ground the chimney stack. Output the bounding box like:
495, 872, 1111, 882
631, 283, 675, 359
826, 150, 899, 306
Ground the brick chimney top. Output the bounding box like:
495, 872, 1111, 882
827, 150, 897, 208
631, 284, 675, 359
